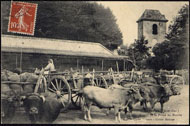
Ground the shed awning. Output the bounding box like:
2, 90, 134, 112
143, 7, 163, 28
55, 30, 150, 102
2, 34, 129, 60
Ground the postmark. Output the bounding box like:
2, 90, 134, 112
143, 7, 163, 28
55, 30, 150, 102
8, 2, 38, 35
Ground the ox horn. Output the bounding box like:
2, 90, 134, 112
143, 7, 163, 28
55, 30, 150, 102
40, 95, 46, 103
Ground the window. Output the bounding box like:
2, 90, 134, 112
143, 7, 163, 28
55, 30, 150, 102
152, 24, 158, 35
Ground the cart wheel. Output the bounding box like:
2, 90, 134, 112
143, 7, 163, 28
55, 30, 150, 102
71, 91, 84, 109
170, 75, 185, 85
93, 76, 108, 88
48, 76, 71, 111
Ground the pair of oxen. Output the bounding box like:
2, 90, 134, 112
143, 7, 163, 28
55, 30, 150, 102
81, 82, 181, 122
1, 81, 181, 124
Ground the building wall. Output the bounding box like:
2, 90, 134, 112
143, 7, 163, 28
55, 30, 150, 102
138, 21, 167, 48
137, 21, 143, 39
1, 52, 133, 73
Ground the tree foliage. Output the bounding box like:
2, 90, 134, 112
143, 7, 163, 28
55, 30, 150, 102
166, 4, 189, 45
147, 4, 189, 70
1, 1, 123, 50
126, 37, 151, 70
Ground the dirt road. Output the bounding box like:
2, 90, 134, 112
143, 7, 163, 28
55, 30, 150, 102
11, 85, 189, 124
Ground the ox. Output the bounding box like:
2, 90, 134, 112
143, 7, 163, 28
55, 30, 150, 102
139, 83, 181, 113
21, 93, 63, 124
81, 85, 143, 122
110, 84, 144, 120
1, 92, 20, 124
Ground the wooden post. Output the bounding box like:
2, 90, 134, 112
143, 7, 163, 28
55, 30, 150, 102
20, 42, 24, 71
16, 54, 17, 68
130, 68, 135, 81
82, 65, 83, 73
111, 68, 116, 84
70, 67, 73, 72
77, 59, 79, 70
20, 47, 22, 70
102, 59, 104, 71
132, 49, 136, 70
123, 60, 125, 71
116, 61, 119, 73
92, 68, 95, 85
72, 74, 77, 89
81, 65, 84, 79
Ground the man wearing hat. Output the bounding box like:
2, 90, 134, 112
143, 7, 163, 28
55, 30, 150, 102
44, 59, 56, 74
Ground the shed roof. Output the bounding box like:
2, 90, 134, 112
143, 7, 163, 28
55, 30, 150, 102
1, 35, 128, 60
137, 9, 168, 22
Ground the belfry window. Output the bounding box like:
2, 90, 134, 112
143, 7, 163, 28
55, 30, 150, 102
152, 24, 158, 35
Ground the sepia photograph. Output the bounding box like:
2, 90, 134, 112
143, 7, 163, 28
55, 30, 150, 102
1, 1, 189, 124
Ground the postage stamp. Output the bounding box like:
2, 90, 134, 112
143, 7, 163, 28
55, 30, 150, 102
8, 2, 38, 35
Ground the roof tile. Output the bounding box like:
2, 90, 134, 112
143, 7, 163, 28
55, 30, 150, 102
137, 9, 168, 22
1, 35, 127, 59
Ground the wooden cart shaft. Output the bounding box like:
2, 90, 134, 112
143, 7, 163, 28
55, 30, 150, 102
1, 81, 36, 85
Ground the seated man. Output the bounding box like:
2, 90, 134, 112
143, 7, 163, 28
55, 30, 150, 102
44, 59, 56, 74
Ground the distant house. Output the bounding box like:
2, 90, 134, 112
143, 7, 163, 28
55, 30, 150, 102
137, 9, 168, 48
1, 35, 134, 72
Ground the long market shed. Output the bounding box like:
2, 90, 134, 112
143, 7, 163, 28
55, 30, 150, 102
1, 35, 134, 72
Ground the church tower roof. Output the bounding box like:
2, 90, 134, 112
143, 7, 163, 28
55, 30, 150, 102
137, 9, 168, 22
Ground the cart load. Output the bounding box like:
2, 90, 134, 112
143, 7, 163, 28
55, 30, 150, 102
1, 69, 39, 95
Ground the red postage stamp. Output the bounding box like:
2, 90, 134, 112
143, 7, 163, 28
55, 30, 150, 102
8, 2, 38, 35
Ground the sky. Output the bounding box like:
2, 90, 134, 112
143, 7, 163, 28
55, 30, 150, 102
97, 1, 188, 46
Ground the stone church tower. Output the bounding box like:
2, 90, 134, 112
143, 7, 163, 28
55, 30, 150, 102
137, 9, 168, 48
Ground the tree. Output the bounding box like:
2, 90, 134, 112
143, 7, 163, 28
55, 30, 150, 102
166, 4, 189, 69
147, 4, 189, 71
1, 1, 123, 50
147, 40, 173, 70
127, 37, 151, 70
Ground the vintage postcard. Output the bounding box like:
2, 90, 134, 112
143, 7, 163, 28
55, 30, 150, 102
1, 1, 189, 124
